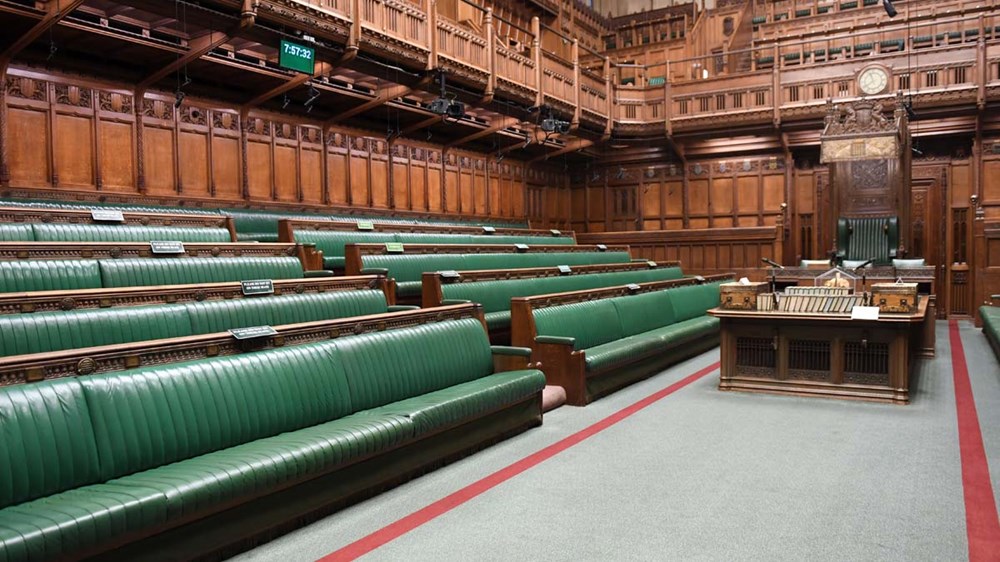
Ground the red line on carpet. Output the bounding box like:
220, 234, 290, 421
948, 320, 1000, 562
318, 361, 720, 562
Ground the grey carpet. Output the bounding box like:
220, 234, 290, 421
232, 321, 993, 562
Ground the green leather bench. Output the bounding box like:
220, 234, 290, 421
0, 289, 392, 356
364, 250, 633, 299
0, 314, 545, 560
295, 230, 576, 271
981, 303, 1000, 361
30, 223, 232, 243
513, 279, 726, 405
0, 257, 305, 293
437, 266, 684, 336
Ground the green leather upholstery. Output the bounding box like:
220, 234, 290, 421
532, 282, 722, 372
836, 216, 898, 265
32, 224, 231, 243
0, 290, 389, 356
0, 306, 192, 356
441, 267, 684, 331
0, 379, 102, 509
0, 224, 34, 241
0, 261, 102, 293
98, 257, 304, 288
892, 258, 926, 268
981, 305, 1000, 361
0, 316, 544, 560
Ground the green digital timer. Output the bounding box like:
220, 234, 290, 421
279, 40, 315, 74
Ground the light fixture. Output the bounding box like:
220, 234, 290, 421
281, 94, 290, 109
537, 105, 570, 134
304, 83, 320, 113
427, 72, 465, 119
882, 0, 897, 18
173, 90, 185, 109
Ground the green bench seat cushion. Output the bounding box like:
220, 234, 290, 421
0, 306, 192, 356
584, 316, 719, 372
361, 369, 545, 434
0, 261, 102, 293
333, 317, 495, 411
982, 306, 1000, 345
31, 224, 231, 243
97, 257, 304, 288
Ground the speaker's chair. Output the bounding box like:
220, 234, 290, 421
836, 216, 899, 265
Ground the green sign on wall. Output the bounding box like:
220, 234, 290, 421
279, 40, 315, 74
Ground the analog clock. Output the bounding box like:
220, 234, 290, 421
858, 67, 889, 95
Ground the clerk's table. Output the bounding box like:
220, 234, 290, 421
708, 298, 935, 404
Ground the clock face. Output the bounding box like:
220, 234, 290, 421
858, 67, 889, 95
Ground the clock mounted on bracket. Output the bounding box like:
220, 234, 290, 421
857, 66, 890, 96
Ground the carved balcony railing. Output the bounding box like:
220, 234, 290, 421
361, 0, 429, 50
438, 18, 489, 73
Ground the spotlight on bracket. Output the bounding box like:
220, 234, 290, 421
537, 104, 570, 134
882, 0, 897, 18
427, 72, 464, 119
304, 84, 320, 113
174, 90, 186, 109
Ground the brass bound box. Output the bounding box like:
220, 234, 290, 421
871, 282, 919, 313
720, 282, 769, 310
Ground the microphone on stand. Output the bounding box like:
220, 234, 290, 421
761, 257, 784, 270
852, 258, 874, 274
854, 258, 875, 305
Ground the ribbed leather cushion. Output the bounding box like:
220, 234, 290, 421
667, 283, 721, 322
394, 233, 476, 245
982, 306, 1000, 344
183, 290, 387, 334
585, 333, 665, 371
484, 311, 512, 330
80, 344, 352, 481
294, 231, 397, 259
32, 224, 231, 243
363, 254, 469, 283
333, 317, 494, 411
0, 224, 34, 241
533, 300, 624, 350
0, 261, 102, 293
0, 305, 192, 356
97, 257, 303, 288
0, 380, 101, 509
611, 290, 676, 337
363, 370, 545, 433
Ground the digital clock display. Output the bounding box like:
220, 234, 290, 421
278, 40, 315, 74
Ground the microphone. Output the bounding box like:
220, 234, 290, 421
761, 257, 784, 270
853, 258, 874, 273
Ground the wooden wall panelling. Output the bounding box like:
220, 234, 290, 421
212, 111, 241, 199
326, 131, 350, 205
97, 90, 136, 191
177, 105, 211, 198
271, 121, 298, 202
370, 138, 389, 208
53, 83, 96, 189
391, 143, 409, 210
142, 96, 177, 196
244, 117, 273, 201
443, 151, 458, 213
299, 125, 323, 204
349, 135, 371, 206
5, 75, 51, 187
474, 157, 487, 216
428, 149, 443, 212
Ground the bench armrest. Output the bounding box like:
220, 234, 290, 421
361, 268, 389, 276
490, 345, 533, 357
535, 335, 575, 346
303, 270, 335, 278
441, 299, 472, 305
387, 305, 420, 312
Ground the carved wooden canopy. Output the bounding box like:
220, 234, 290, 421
820, 93, 908, 163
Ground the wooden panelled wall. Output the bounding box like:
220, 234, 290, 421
1, 67, 549, 219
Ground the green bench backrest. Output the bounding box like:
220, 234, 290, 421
0, 224, 34, 241
333, 317, 494, 411
294, 230, 398, 258
98, 257, 304, 288
533, 300, 625, 350
31, 224, 231, 243
363, 254, 472, 282
364, 251, 631, 284
80, 344, 353, 481
0, 290, 389, 356
0, 261, 103, 293
442, 267, 684, 313
0, 306, 192, 356
611, 290, 677, 337
668, 282, 724, 322
184, 291, 388, 334
0, 379, 103, 509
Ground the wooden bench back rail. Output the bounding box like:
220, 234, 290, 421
278, 219, 574, 242
421, 261, 682, 308
0, 242, 324, 270
0, 275, 394, 315
0, 303, 484, 387
510, 273, 735, 348
0, 206, 236, 239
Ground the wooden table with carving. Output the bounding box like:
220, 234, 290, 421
709, 298, 934, 404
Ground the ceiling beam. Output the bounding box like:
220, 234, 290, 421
1, 0, 87, 63
529, 138, 594, 163
242, 61, 334, 111
446, 116, 521, 148
400, 115, 444, 135
327, 83, 414, 125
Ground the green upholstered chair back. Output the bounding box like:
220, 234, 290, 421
80, 343, 353, 481
294, 230, 398, 258
330, 317, 494, 411
532, 300, 625, 350
183, 290, 388, 334
97, 257, 304, 287
32, 224, 231, 243
0, 379, 103, 509
0, 224, 34, 241
0, 306, 192, 356
837, 216, 898, 264
610, 290, 677, 337
0, 260, 103, 293
667, 283, 723, 322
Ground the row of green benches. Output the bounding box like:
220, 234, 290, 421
0, 223, 232, 244
981, 303, 1000, 360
